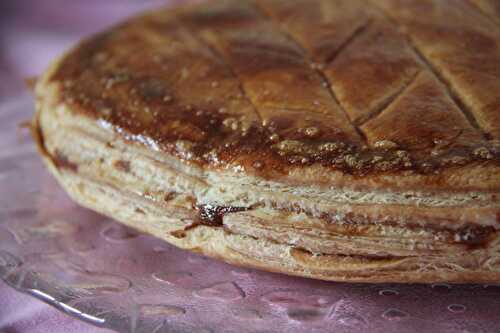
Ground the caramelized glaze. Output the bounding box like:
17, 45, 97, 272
49, 0, 500, 177
197, 204, 248, 226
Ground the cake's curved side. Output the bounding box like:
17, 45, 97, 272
30, 132, 500, 283
32, 79, 500, 283
31, 0, 500, 283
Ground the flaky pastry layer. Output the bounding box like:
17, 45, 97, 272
33, 90, 500, 283
33, 0, 500, 283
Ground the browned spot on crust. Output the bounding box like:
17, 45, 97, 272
164, 192, 178, 202
170, 229, 187, 238
52, 150, 78, 172
170, 220, 202, 238
113, 160, 131, 173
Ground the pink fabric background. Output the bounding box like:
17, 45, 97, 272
0, 1, 173, 332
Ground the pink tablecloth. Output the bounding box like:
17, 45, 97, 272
0, 2, 174, 332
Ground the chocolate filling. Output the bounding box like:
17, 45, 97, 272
197, 202, 496, 248
455, 226, 497, 250
196, 204, 248, 226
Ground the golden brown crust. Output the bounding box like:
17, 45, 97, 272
361, 71, 483, 150
469, 0, 500, 26
375, 0, 500, 139
33, 0, 500, 283
46, 0, 500, 182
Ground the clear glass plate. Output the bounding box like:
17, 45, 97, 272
1, 95, 499, 333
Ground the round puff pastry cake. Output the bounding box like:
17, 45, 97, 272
33, 0, 500, 283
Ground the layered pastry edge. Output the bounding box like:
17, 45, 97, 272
31, 0, 500, 283
32, 70, 500, 284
